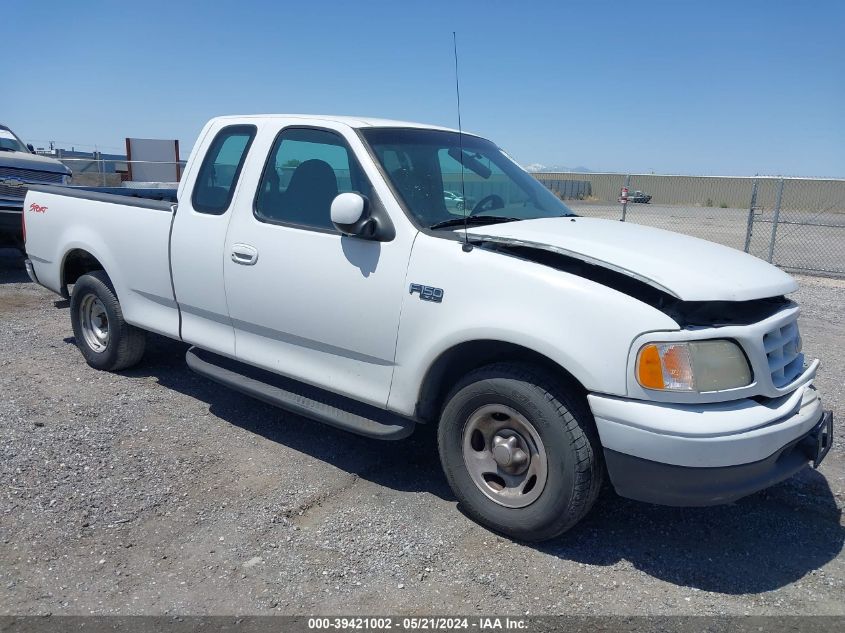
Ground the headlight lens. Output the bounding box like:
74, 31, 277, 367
636, 340, 752, 392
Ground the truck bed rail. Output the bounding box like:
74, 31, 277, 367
27, 184, 176, 211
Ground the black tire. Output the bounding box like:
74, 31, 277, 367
70, 270, 146, 371
437, 363, 603, 541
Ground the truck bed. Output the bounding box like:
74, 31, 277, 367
23, 185, 181, 339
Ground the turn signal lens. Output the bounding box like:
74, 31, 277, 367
637, 344, 665, 389
637, 343, 694, 391
636, 340, 752, 392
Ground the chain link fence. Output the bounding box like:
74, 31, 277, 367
534, 172, 845, 276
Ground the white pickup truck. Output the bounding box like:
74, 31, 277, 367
23, 115, 833, 541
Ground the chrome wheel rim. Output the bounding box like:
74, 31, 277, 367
461, 404, 548, 508
79, 294, 109, 353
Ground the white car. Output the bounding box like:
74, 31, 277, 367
443, 190, 466, 212
22, 114, 833, 541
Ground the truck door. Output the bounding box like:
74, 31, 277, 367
170, 124, 257, 356
222, 125, 411, 408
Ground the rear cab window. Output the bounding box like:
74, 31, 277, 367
192, 125, 256, 215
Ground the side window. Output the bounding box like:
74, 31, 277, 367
192, 125, 256, 215
255, 127, 372, 230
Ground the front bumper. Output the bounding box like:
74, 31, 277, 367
588, 381, 832, 506
603, 411, 832, 506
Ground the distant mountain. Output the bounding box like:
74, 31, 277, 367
524, 163, 594, 173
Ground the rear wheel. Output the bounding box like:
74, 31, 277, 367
70, 271, 146, 371
438, 363, 603, 541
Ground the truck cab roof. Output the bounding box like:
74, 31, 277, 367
211, 113, 461, 133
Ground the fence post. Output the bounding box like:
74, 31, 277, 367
743, 178, 758, 253
767, 177, 785, 263
620, 174, 630, 221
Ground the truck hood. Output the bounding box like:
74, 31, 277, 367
0, 151, 71, 175
466, 217, 797, 302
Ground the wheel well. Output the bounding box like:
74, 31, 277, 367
61, 249, 105, 298
415, 340, 587, 423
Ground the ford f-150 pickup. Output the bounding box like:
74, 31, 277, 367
22, 115, 833, 541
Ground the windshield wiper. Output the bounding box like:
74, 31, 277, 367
0, 147, 19, 152
429, 215, 523, 230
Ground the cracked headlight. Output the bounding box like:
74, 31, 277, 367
636, 340, 752, 392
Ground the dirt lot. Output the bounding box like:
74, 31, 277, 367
1, 247, 843, 616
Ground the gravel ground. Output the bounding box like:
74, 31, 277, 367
0, 247, 842, 615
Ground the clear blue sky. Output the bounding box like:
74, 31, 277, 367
8, 0, 844, 177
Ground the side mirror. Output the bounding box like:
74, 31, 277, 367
27, 144, 35, 153
331, 192, 378, 239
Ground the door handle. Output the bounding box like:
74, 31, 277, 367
231, 243, 259, 266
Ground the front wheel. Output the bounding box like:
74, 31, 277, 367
70, 271, 146, 371
438, 363, 603, 541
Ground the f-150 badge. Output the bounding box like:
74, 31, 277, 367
409, 283, 444, 303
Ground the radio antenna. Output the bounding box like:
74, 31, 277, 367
453, 31, 471, 251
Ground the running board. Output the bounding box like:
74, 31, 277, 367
185, 347, 415, 440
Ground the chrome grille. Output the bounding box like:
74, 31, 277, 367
0, 167, 64, 200
763, 317, 804, 387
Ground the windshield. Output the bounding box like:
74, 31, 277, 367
0, 127, 29, 153
360, 128, 574, 229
